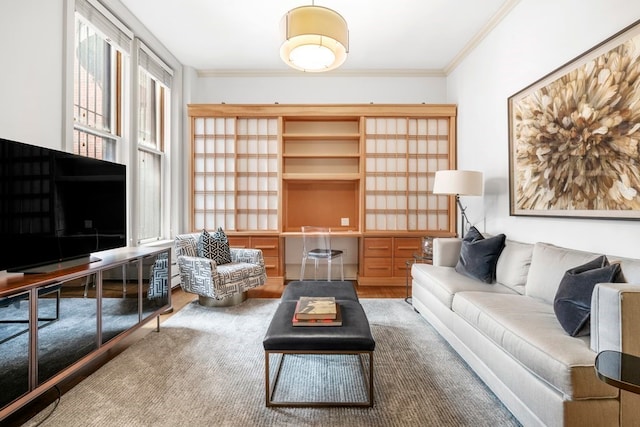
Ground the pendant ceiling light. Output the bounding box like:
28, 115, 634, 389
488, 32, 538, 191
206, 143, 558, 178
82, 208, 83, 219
280, 3, 349, 72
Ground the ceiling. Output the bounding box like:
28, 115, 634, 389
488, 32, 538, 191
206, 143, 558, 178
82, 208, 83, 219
118, 0, 516, 75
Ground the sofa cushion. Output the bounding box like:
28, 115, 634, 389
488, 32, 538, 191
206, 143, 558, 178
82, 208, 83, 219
525, 243, 601, 304
198, 228, 232, 265
411, 263, 517, 309
554, 256, 621, 337
452, 291, 617, 399
609, 255, 640, 284
495, 240, 533, 294
455, 227, 506, 283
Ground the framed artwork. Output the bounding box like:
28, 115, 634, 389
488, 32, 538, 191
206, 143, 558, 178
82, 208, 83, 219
508, 19, 640, 219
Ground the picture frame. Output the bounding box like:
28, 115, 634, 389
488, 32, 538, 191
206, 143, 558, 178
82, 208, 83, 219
508, 19, 640, 219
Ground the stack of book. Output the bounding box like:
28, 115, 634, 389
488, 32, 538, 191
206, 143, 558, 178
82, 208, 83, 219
292, 296, 342, 327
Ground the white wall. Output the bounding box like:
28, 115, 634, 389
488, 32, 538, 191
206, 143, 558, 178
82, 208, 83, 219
448, 0, 640, 258
0, 1, 64, 149
0, 0, 185, 241
192, 73, 447, 104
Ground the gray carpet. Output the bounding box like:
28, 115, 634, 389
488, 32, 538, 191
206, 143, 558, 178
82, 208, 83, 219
1, 297, 142, 408
24, 299, 521, 426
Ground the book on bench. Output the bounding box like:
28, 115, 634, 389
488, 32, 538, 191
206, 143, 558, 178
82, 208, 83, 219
292, 304, 342, 327
294, 296, 337, 320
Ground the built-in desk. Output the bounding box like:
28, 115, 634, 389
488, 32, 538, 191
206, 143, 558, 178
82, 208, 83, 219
283, 232, 361, 282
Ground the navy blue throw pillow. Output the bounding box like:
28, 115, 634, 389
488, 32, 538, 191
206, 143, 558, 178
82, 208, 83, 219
454, 227, 506, 284
554, 256, 621, 337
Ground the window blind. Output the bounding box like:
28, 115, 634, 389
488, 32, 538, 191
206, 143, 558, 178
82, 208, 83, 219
75, 0, 132, 54
138, 40, 173, 88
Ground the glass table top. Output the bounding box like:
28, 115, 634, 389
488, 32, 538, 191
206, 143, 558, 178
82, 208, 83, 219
595, 350, 640, 394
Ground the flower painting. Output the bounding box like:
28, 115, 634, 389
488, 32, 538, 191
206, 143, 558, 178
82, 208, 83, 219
508, 19, 640, 219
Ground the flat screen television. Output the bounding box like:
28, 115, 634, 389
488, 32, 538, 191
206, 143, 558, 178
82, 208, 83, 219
0, 138, 127, 273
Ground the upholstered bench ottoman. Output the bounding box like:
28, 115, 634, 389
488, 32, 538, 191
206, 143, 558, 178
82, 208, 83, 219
280, 280, 359, 301
263, 298, 375, 407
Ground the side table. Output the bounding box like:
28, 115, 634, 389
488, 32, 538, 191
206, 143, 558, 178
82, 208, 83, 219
595, 350, 640, 394
405, 252, 432, 304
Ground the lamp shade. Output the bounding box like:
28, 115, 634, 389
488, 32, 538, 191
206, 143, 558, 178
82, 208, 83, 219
280, 5, 348, 72
432, 170, 483, 196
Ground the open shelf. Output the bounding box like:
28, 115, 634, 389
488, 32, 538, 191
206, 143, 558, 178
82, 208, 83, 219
283, 180, 360, 232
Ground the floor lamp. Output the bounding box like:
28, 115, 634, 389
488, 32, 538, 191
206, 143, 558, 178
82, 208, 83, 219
432, 170, 483, 238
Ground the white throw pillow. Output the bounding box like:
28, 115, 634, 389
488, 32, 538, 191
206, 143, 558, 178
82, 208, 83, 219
525, 243, 600, 304
495, 240, 533, 294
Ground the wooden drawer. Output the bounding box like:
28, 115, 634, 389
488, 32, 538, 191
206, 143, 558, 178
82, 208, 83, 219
394, 237, 422, 258
252, 237, 279, 257
393, 258, 411, 277
363, 258, 392, 277
363, 238, 392, 257
228, 237, 251, 248
263, 256, 280, 276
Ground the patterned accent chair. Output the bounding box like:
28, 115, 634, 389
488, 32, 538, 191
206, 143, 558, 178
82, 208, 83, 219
174, 233, 267, 307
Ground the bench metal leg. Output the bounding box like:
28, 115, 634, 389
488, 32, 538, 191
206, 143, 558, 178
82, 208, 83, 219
265, 350, 374, 407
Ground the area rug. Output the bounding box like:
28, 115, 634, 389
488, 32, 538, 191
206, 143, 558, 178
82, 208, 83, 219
23, 299, 521, 426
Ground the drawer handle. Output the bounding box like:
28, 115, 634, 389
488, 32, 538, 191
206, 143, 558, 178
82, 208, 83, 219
397, 246, 416, 250
265, 264, 276, 268
368, 246, 390, 250
255, 245, 276, 249
368, 266, 390, 270
232, 246, 247, 249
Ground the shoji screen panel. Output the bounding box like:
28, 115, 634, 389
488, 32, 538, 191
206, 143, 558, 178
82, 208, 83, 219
407, 118, 450, 231
364, 117, 450, 232
192, 117, 236, 231
364, 118, 408, 231
192, 116, 279, 232
235, 118, 279, 231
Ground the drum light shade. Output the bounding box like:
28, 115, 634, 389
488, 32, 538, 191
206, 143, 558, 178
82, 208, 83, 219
432, 170, 483, 196
280, 5, 349, 72
432, 170, 484, 238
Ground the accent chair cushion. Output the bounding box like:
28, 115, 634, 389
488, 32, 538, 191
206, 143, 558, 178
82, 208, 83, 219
553, 256, 622, 337
455, 227, 506, 284
197, 227, 232, 265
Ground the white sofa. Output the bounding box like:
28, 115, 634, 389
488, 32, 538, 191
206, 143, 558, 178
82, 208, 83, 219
411, 237, 640, 427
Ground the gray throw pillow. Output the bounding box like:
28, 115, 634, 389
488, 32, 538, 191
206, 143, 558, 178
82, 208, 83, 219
197, 227, 232, 265
455, 227, 506, 284
553, 255, 622, 337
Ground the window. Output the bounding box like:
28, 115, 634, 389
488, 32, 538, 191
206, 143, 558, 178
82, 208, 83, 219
137, 43, 172, 243
73, 0, 131, 160
70, 0, 174, 246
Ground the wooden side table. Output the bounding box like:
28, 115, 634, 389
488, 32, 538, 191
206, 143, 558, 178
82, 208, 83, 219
595, 350, 640, 394
405, 252, 432, 304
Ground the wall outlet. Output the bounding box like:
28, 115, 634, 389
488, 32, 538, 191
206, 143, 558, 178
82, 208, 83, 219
341, 217, 349, 226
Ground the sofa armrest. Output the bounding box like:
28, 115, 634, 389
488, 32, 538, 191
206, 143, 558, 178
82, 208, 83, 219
230, 248, 264, 265
432, 238, 462, 267
591, 283, 640, 356
176, 255, 216, 295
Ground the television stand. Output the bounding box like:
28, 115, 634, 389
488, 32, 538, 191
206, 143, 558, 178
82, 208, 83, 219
0, 246, 171, 421
18, 255, 102, 274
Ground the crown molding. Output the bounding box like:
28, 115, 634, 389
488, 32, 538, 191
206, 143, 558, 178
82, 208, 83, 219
444, 0, 521, 75
196, 68, 447, 78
